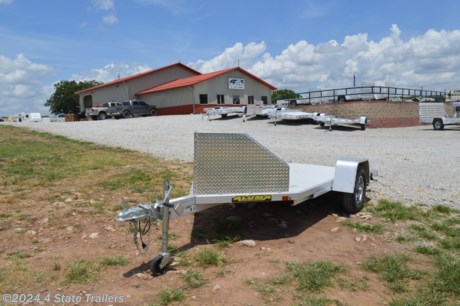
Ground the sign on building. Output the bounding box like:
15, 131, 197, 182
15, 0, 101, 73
229, 78, 245, 90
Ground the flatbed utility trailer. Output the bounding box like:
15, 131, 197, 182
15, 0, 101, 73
117, 133, 371, 275
203, 106, 247, 120
268, 109, 325, 125
419, 102, 460, 130
314, 115, 368, 131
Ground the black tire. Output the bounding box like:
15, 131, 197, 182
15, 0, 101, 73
150, 255, 165, 276
319, 122, 325, 127
360, 124, 366, 131
342, 168, 367, 214
338, 96, 346, 102
150, 109, 157, 116
433, 118, 444, 130
122, 110, 131, 119
289, 100, 297, 107
98, 112, 107, 120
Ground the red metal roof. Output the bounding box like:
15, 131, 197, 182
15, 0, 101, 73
76, 63, 201, 94
137, 67, 277, 95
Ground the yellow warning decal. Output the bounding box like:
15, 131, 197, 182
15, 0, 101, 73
232, 195, 272, 202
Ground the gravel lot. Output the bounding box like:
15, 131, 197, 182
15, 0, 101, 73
6, 115, 460, 208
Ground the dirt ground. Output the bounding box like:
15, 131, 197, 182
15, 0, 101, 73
1, 183, 417, 306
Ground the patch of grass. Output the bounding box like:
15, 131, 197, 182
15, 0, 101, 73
286, 260, 346, 293
338, 276, 369, 292
294, 296, 343, 306
158, 287, 184, 305
194, 248, 227, 268
182, 270, 207, 288
53, 262, 61, 271
65, 260, 100, 285
212, 219, 241, 247
342, 220, 385, 234
430, 217, 460, 238
431, 253, 460, 297
98, 256, 129, 267
439, 237, 460, 250
215, 235, 241, 249
362, 254, 416, 293
430, 204, 454, 214
365, 199, 423, 222
409, 224, 438, 240
415, 245, 441, 255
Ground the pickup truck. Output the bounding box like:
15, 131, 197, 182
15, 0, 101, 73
86, 102, 124, 120
120, 100, 157, 118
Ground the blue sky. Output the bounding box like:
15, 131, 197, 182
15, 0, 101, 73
1, 0, 460, 115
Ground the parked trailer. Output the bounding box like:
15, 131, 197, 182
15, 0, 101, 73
419, 102, 460, 130
314, 115, 368, 131
116, 132, 372, 275
268, 108, 324, 125
203, 106, 247, 120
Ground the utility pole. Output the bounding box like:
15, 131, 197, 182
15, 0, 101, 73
353, 72, 357, 87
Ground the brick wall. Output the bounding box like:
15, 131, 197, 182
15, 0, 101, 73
298, 101, 420, 128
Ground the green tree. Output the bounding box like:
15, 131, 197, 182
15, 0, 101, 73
271, 89, 300, 104
45, 80, 101, 115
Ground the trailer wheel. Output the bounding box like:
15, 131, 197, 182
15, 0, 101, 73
150, 255, 166, 276
319, 122, 325, 127
150, 109, 157, 116
360, 124, 366, 131
433, 118, 444, 130
342, 168, 367, 214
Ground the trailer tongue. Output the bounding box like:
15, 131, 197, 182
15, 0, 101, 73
117, 132, 371, 275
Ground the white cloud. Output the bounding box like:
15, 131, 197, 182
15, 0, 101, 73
92, 0, 114, 11
0, 54, 55, 116
102, 13, 118, 25
0, 0, 14, 4
91, 0, 118, 25
70, 63, 152, 83
189, 25, 460, 92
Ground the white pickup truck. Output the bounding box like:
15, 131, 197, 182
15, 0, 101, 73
85, 102, 124, 120
419, 102, 460, 130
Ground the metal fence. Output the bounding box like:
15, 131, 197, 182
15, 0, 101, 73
291, 86, 445, 106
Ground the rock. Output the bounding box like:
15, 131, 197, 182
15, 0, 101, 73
330, 227, 340, 233
39, 218, 49, 224
239, 240, 256, 247
89, 232, 99, 239
212, 284, 221, 291
26, 230, 37, 235
64, 198, 73, 203
355, 236, 362, 242
335, 216, 348, 223
66, 226, 74, 232
104, 225, 116, 232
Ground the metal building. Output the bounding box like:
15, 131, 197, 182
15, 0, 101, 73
77, 63, 276, 116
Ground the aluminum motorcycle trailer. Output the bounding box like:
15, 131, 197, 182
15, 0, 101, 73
116, 132, 371, 275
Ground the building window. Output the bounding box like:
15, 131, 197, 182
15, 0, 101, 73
248, 96, 254, 104
233, 95, 240, 104
217, 94, 225, 104
261, 96, 268, 105
199, 94, 208, 104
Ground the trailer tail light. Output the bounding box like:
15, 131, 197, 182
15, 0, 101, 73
282, 196, 291, 201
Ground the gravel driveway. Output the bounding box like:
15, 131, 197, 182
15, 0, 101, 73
6, 115, 460, 208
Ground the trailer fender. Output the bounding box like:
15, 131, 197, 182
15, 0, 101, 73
332, 158, 369, 193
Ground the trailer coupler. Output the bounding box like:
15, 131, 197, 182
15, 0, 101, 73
116, 182, 174, 276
